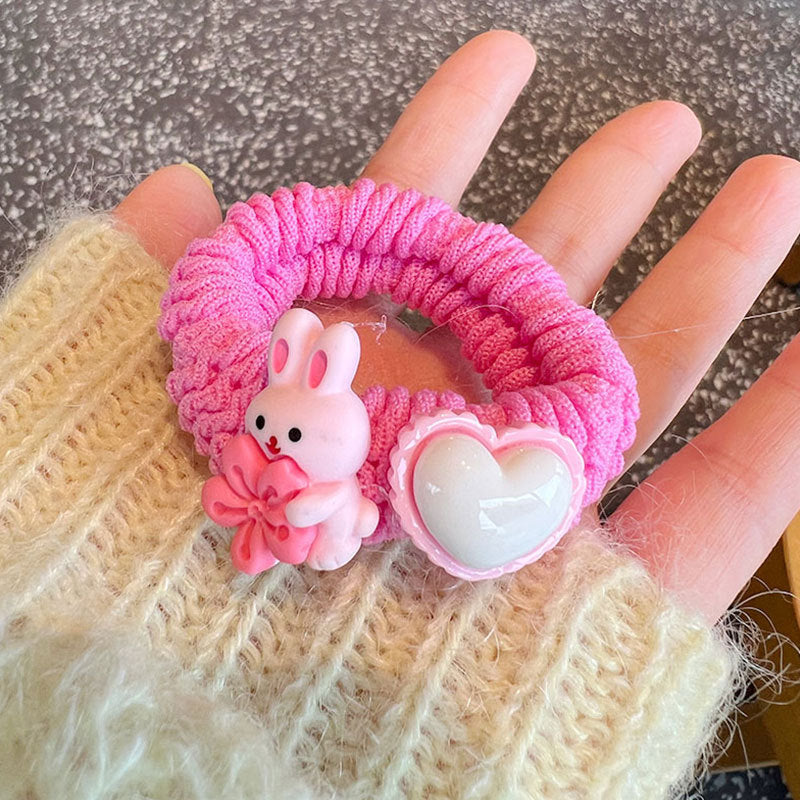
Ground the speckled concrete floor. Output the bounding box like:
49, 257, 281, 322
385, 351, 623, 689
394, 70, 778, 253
703, 766, 792, 800
1, 0, 798, 795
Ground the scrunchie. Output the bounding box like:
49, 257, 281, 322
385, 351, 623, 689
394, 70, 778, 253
158, 178, 638, 547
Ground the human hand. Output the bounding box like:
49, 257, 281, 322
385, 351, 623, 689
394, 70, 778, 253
116, 30, 800, 623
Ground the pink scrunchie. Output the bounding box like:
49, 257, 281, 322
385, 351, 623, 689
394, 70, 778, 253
158, 179, 638, 542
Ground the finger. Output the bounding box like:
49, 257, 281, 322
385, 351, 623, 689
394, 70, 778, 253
611, 154, 800, 465
614, 331, 800, 623
115, 163, 222, 268
361, 30, 536, 206
510, 101, 702, 303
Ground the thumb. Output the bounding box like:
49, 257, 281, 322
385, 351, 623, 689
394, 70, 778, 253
114, 163, 222, 268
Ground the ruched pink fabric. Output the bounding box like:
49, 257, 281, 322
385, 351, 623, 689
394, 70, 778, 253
159, 179, 638, 541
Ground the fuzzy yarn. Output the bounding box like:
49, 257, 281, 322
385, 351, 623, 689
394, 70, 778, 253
0, 629, 314, 800
0, 216, 735, 799
158, 179, 639, 533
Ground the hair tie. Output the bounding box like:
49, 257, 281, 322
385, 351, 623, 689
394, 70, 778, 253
159, 179, 639, 580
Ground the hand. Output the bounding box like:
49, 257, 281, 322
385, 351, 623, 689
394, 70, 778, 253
116, 31, 800, 624
285, 484, 346, 528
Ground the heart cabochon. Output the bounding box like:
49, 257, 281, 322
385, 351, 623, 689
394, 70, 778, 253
388, 411, 586, 580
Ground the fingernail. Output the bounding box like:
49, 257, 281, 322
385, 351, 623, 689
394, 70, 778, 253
178, 161, 214, 191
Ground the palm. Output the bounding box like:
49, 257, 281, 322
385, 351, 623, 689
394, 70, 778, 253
117, 31, 800, 623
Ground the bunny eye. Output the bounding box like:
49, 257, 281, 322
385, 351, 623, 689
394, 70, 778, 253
255, 415, 266, 431
288, 427, 302, 443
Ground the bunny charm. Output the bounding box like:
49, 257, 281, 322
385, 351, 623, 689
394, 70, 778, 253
201, 308, 379, 574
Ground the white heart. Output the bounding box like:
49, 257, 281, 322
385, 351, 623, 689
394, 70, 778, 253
413, 434, 575, 570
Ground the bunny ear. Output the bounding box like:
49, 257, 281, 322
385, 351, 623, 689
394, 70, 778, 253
304, 322, 361, 394
268, 308, 324, 387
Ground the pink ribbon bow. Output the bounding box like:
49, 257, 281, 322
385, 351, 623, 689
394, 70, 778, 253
201, 434, 318, 574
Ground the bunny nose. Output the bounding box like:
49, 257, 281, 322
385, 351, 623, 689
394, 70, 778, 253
266, 435, 281, 456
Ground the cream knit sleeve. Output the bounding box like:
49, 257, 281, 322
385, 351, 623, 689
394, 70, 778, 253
0, 218, 738, 800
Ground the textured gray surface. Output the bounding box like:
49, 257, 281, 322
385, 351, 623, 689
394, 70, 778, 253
1, 2, 798, 791
703, 766, 793, 800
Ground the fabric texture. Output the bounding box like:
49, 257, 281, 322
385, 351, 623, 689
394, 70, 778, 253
0, 629, 315, 800
158, 179, 639, 528
0, 217, 736, 799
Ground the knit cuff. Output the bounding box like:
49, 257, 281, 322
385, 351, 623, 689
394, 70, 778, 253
0, 217, 737, 800
486, 527, 737, 799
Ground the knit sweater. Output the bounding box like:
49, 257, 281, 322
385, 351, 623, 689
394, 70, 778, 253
0, 217, 736, 799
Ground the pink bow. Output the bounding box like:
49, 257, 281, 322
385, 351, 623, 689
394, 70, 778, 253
201, 434, 318, 574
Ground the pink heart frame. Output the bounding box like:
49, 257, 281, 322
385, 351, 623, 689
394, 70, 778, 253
388, 411, 587, 580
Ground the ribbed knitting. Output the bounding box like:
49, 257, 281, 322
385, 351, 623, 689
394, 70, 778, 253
0, 218, 734, 799
158, 179, 639, 533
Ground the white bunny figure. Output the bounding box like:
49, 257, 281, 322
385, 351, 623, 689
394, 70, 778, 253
243, 307, 379, 570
